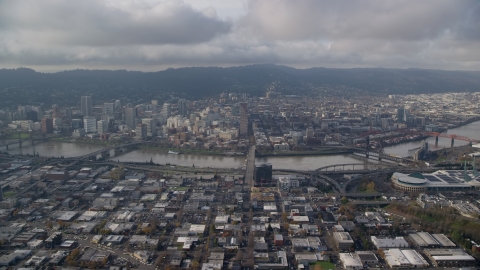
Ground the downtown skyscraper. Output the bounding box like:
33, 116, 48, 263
239, 102, 248, 137
81, 96, 93, 117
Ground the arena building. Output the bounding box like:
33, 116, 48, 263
391, 170, 480, 193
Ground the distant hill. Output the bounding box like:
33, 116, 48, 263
1, 65, 479, 107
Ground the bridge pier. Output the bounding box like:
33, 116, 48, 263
5, 144, 8, 150
435, 136, 438, 146
378, 156, 382, 161
31, 140, 35, 145
366, 152, 369, 158
451, 138, 454, 148
19, 141, 22, 148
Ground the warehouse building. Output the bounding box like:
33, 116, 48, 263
423, 249, 476, 267
384, 249, 429, 269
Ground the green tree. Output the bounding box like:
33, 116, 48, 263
366, 182, 376, 192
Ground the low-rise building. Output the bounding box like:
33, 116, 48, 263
423, 249, 476, 267
371, 236, 409, 249
333, 232, 354, 250
384, 249, 429, 269
339, 253, 363, 270
355, 251, 378, 266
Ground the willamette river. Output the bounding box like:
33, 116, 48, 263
3, 120, 480, 170
384, 120, 480, 157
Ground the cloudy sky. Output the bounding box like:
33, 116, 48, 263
0, 0, 479, 71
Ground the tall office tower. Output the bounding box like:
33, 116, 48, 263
97, 120, 108, 134
65, 107, 72, 120
103, 103, 115, 117
114, 100, 122, 111
162, 103, 171, 119
32, 106, 44, 120
178, 99, 188, 117
142, 118, 157, 137
26, 111, 38, 122
135, 123, 147, 140
125, 107, 137, 129
41, 118, 53, 134
81, 96, 93, 116
83, 116, 97, 133
397, 107, 405, 123
17, 106, 26, 120
239, 102, 248, 137
52, 104, 61, 118
254, 163, 273, 186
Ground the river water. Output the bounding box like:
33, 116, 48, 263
384, 120, 480, 157
0, 140, 370, 170
3, 120, 480, 170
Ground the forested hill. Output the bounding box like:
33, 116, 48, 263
1, 65, 479, 107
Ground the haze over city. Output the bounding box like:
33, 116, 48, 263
2, 1, 480, 270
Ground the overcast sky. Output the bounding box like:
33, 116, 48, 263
1, 0, 479, 71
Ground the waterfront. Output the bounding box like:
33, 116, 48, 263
3, 120, 480, 168
0, 140, 105, 158
384, 120, 480, 157
114, 149, 371, 171
1, 140, 371, 171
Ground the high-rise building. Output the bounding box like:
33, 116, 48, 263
81, 96, 93, 116
397, 107, 405, 123
114, 100, 122, 111
52, 104, 61, 118
41, 118, 53, 134
26, 111, 38, 122
103, 103, 115, 117
142, 118, 157, 137
239, 102, 248, 137
178, 99, 188, 117
65, 107, 72, 120
162, 103, 171, 119
125, 107, 137, 129
83, 116, 97, 133
97, 120, 108, 134
135, 123, 147, 140
255, 163, 273, 186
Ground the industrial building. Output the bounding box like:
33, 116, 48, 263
423, 249, 476, 267
384, 249, 429, 269
339, 253, 363, 270
409, 232, 456, 248
333, 232, 355, 250
371, 236, 409, 249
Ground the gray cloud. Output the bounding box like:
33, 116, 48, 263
0, 0, 479, 71
0, 0, 231, 46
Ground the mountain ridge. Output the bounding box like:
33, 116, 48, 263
1, 65, 479, 107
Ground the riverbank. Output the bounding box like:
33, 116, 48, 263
139, 145, 226, 156
51, 137, 118, 146
256, 150, 352, 157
